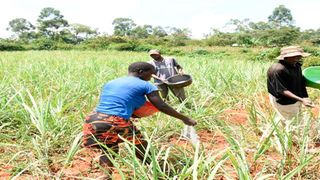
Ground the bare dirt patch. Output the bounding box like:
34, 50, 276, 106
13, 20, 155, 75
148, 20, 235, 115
165, 130, 229, 153
311, 106, 319, 119
219, 108, 248, 125
59, 148, 111, 179
0, 165, 12, 179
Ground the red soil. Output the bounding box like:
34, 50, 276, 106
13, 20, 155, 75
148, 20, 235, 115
165, 130, 229, 153
1, 128, 286, 179
59, 148, 119, 179
220, 109, 248, 125
0, 166, 12, 179
7, 92, 317, 178
254, 92, 273, 112
311, 106, 319, 119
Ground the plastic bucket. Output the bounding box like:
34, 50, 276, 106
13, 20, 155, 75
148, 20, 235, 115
303, 66, 320, 89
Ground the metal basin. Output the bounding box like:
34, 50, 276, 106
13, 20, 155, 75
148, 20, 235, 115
166, 74, 192, 88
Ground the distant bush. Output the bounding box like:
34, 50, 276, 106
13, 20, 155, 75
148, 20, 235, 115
232, 33, 254, 46
311, 38, 320, 45
166, 49, 185, 56
302, 46, 320, 57
141, 37, 170, 46
303, 56, 320, 67
205, 33, 236, 46
108, 36, 128, 43
211, 51, 229, 59
32, 38, 57, 50
166, 38, 187, 47
186, 39, 204, 46
109, 42, 168, 53
0, 40, 25, 51
110, 43, 137, 51
79, 36, 110, 50
241, 48, 253, 54
55, 42, 74, 50
147, 45, 186, 55
253, 28, 300, 46
133, 44, 156, 52
251, 47, 280, 61
193, 49, 209, 55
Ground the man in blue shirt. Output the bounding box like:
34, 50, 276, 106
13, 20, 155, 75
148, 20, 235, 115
95, 75, 158, 119
82, 62, 197, 172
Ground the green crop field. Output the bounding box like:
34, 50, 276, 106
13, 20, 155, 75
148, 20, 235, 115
1, 49, 320, 179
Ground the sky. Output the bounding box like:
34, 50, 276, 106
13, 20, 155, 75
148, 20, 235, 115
1, 0, 319, 39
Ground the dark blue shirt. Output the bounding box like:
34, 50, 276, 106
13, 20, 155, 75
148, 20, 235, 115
96, 76, 158, 119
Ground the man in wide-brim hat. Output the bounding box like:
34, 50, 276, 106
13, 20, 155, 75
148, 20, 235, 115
267, 46, 315, 142
276, 46, 311, 60
148, 49, 186, 103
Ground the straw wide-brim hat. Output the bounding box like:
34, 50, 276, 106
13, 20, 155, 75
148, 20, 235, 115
277, 46, 310, 60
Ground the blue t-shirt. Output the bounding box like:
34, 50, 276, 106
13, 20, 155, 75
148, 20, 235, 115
96, 76, 158, 119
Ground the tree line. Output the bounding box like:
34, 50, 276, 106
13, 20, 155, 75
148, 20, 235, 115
1, 5, 319, 51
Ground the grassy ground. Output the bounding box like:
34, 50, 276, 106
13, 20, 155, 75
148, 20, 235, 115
0, 48, 320, 179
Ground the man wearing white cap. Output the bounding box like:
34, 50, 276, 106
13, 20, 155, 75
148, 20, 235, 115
148, 49, 186, 102
267, 46, 314, 126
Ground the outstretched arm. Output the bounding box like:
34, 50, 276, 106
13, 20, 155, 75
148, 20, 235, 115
281, 90, 314, 107
146, 91, 197, 126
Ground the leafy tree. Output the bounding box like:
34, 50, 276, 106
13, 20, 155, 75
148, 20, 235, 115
268, 5, 293, 28
232, 32, 254, 46
169, 27, 191, 39
59, 29, 76, 44
205, 31, 236, 46
112, 18, 136, 36
132, 25, 153, 38
204, 28, 221, 38
152, 26, 168, 38
257, 27, 300, 46
249, 21, 272, 30
0, 39, 25, 51
6, 18, 36, 41
79, 35, 111, 49
37, 7, 69, 39
299, 29, 320, 45
311, 29, 320, 45
166, 27, 191, 46
70, 23, 98, 43
33, 37, 57, 50
226, 18, 251, 32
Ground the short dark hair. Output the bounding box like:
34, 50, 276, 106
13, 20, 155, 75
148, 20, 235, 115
128, 62, 155, 73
